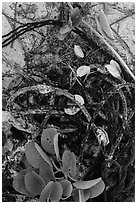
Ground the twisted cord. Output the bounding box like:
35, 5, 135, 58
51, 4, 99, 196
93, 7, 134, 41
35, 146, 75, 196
2, 20, 62, 48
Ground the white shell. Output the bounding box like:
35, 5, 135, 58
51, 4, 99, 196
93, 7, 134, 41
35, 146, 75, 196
76, 66, 90, 77
74, 94, 84, 105
110, 60, 121, 73
64, 107, 80, 115
105, 64, 121, 79
74, 45, 84, 58
96, 128, 109, 146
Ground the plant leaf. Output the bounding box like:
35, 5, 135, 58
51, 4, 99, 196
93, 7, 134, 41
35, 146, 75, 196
73, 177, 101, 189
34, 142, 52, 166
70, 7, 82, 27
98, 9, 115, 40
74, 45, 84, 58
53, 133, 60, 160
14, 167, 34, 179
50, 182, 63, 202
12, 176, 26, 194
76, 66, 90, 77
25, 141, 44, 169
13, 169, 30, 195
39, 181, 54, 202
13, 177, 36, 197
41, 128, 58, 155
39, 161, 55, 184
62, 150, 72, 175
62, 150, 77, 178
60, 179, 73, 199
20, 154, 32, 169
59, 24, 72, 35
40, 181, 62, 202
69, 152, 77, 178
79, 189, 84, 202
74, 94, 84, 105
24, 171, 45, 195
72, 188, 79, 201
90, 179, 105, 198
83, 189, 91, 201
72, 188, 90, 202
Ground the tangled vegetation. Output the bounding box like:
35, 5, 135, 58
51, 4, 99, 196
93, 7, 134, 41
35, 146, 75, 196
2, 2, 134, 202
12, 130, 105, 202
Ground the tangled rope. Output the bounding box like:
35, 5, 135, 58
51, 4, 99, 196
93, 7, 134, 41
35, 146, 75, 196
3, 3, 134, 202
